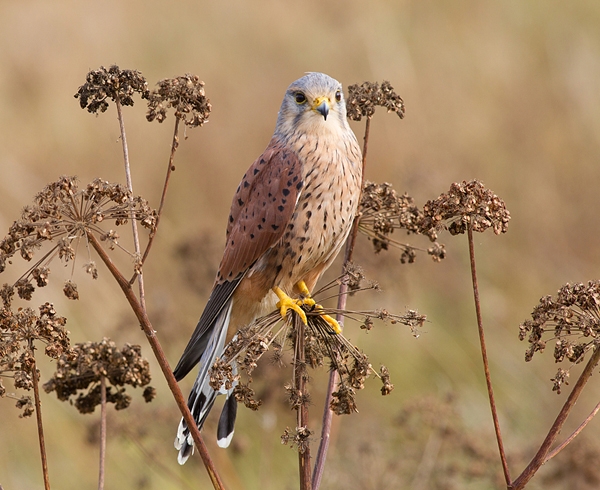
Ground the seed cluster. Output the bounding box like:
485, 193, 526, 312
519, 281, 600, 393
346, 81, 405, 122
0, 297, 71, 416
75, 65, 149, 114
358, 181, 446, 263
146, 74, 212, 128
420, 180, 511, 237
43, 338, 154, 413
0, 176, 157, 301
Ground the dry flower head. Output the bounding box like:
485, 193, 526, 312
75, 65, 149, 114
359, 181, 446, 263
519, 281, 600, 393
146, 74, 211, 128
0, 299, 71, 416
208, 269, 425, 419
420, 180, 510, 238
0, 176, 157, 301
43, 337, 154, 414
346, 81, 405, 122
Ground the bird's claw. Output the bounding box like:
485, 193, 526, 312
314, 309, 342, 334
274, 286, 308, 324
273, 283, 342, 333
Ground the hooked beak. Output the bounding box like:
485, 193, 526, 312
313, 96, 330, 120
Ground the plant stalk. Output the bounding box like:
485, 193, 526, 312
98, 375, 107, 490
467, 225, 511, 485
312, 116, 370, 489
295, 316, 312, 490
139, 117, 180, 270
87, 232, 225, 489
510, 344, 600, 489
30, 348, 51, 490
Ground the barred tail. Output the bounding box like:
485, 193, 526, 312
174, 300, 238, 464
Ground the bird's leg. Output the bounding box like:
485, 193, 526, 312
297, 280, 316, 307
296, 280, 342, 334
273, 286, 308, 325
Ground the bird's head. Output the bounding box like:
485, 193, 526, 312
275, 72, 350, 138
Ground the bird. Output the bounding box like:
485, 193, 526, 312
173, 72, 363, 464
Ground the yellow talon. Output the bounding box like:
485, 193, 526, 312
297, 280, 316, 307
273, 282, 342, 334
273, 286, 308, 324
296, 281, 341, 334
318, 312, 342, 334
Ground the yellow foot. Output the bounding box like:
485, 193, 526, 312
296, 281, 342, 334
273, 286, 307, 324
297, 280, 315, 307
316, 311, 342, 334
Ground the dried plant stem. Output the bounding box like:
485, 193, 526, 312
295, 316, 312, 490
139, 117, 180, 269
467, 225, 511, 485
510, 345, 600, 490
30, 347, 51, 490
86, 232, 225, 490
544, 400, 600, 464
98, 375, 107, 490
311, 359, 339, 490
114, 99, 143, 293
312, 116, 370, 489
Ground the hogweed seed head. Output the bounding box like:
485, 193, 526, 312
0, 176, 157, 301
146, 74, 211, 128
359, 181, 446, 263
75, 65, 149, 114
0, 301, 71, 416
43, 338, 153, 414
346, 81, 405, 122
519, 281, 600, 393
420, 180, 510, 237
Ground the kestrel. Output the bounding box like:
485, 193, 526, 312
173, 72, 362, 464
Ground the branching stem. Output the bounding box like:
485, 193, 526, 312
544, 400, 600, 464
510, 345, 600, 489
87, 232, 225, 489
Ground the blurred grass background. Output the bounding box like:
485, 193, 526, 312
1, 0, 600, 488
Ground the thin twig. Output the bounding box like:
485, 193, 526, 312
312, 116, 370, 489
30, 346, 51, 490
86, 232, 225, 490
295, 316, 312, 490
544, 400, 600, 463
139, 117, 180, 270
510, 345, 600, 490
98, 375, 107, 490
467, 225, 511, 485
114, 98, 145, 308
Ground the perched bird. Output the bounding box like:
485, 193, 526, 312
173, 72, 362, 464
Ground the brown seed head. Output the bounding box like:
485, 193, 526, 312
75, 65, 149, 114
420, 180, 510, 237
146, 74, 211, 128
346, 81, 405, 121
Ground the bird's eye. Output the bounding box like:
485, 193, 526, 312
294, 92, 307, 104
335, 90, 342, 102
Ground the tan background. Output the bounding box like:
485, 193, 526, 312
1, 1, 600, 488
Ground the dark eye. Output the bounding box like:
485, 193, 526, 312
294, 92, 307, 104
335, 90, 342, 102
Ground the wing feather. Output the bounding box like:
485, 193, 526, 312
217, 137, 304, 283
173, 137, 303, 380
